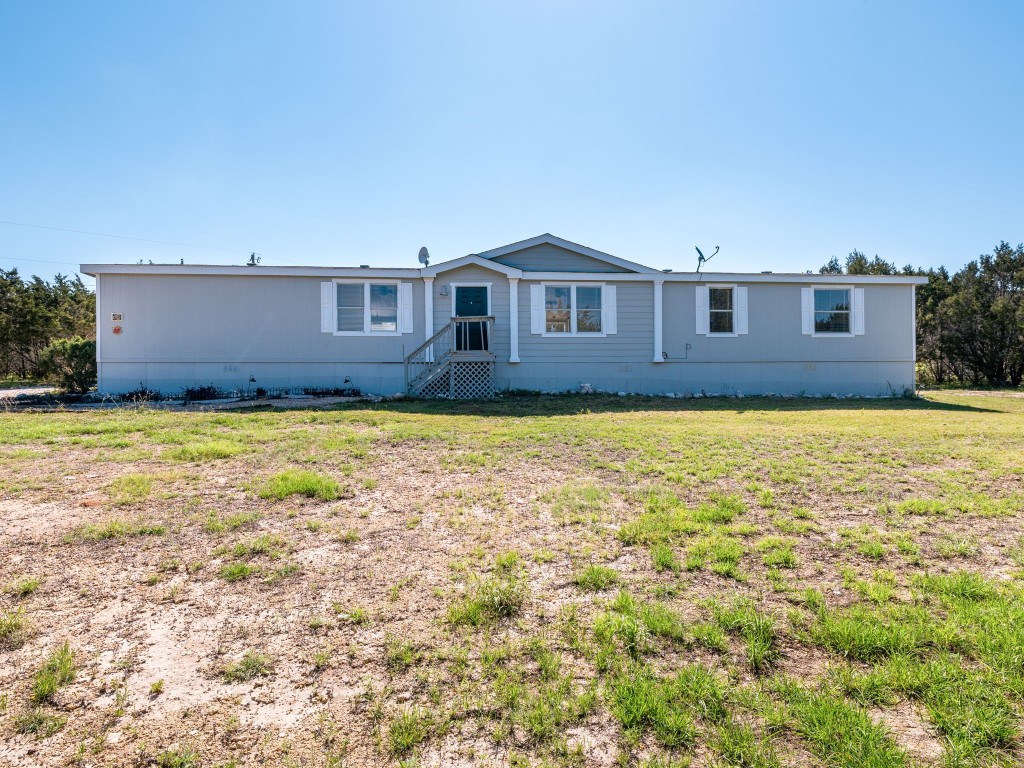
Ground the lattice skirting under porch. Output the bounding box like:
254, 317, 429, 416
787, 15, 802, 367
416, 361, 494, 399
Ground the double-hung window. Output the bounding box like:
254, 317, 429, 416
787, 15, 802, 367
813, 288, 850, 334
331, 281, 402, 335
544, 284, 603, 335
801, 285, 864, 336
708, 287, 734, 334
696, 284, 748, 336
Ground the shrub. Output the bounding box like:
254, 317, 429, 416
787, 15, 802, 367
38, 337, 96, 393
182, 384, 220, 402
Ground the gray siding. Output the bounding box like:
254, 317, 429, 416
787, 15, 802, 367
97, 274, 424, 395
661, 282, 915, 363
516, 280, 654, 362
94, 269, 917, 397
491, 243, 632, 272
431, 265, 512, 362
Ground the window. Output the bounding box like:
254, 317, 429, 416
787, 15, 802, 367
369, 284, 398, 331
708, 287, 733, 334
545, 284, 603, 334
696, 284, 747, 336
814, 288, 851, 334
335, 281, 400, 334
576, 285, 603, 333
337, 283, 365, 332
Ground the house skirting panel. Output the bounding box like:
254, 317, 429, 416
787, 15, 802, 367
99, 360, 915, 398
496, 361, 915, 398
98, 362, 408, 397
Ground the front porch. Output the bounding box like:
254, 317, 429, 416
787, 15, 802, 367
404, 316, 496, 398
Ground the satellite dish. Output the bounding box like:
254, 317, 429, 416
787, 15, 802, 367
418, 246, 430, 266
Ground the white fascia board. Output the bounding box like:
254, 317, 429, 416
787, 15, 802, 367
80, 263, 928, 286
476, 233, 661, 274
421, 254, 523, 278
518, 271, 928, 285
79, 264, 419, 278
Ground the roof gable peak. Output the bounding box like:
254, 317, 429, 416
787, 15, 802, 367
477, 234, 659, 273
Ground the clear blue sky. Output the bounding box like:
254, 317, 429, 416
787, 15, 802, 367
1, 1, 1021, 287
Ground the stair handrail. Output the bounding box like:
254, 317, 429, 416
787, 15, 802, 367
405, 321, 454, 392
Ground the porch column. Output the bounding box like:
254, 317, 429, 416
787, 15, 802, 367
423, 277, 434, 337
652, 278, 664, 363
424, 277, 434, 362
508, 278, 520, 363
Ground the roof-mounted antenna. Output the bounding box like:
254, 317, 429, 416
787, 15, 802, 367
418, 246, 430, 267
695, 245, 719, 280
247, 252, 261, 266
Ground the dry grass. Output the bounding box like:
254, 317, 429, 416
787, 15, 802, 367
0, 391, 1022, 767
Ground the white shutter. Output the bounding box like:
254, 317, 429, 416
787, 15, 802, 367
530, 284, 544, 334
735, 286, 748, 335
399, 282, 414, 334
320, 281, 335, 333
801, 287, 814, 335
695, 285, 709, 335
603, 285, 617, 334
853, 287, 865, 335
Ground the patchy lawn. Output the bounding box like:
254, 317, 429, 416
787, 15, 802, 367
0, 392, 1023, 767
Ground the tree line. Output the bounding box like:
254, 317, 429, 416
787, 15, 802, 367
820, 241, 1024, 387
0, 268, 95, 382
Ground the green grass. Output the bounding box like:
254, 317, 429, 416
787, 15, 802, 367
222, 651, 272, 682
0, 607, 30, 649
69, 517, 166, 541
6, 575, 42, 598
203, 509, 261, 533
155, 748, 200, 768
710, 598, 778, 672
3, 391, 1024, 765
772, 678, 909, 767
388, 706, 433, 754
258, 469, 342, 501
218, 562, 259, 581
165, 440, 242, 462
15, 707, 67, 737
572, 564, 620, 591
32, 641, 76, 704
448, 566, 529, 626
106, 473, 155, 505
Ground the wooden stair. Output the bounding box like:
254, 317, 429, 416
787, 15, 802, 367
405, 317, 496, 399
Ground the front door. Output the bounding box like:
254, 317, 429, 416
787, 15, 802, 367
454, 286, 488, 351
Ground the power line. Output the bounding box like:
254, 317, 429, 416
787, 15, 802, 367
0, 218, 248, 254
0, 255, 87, 268
0, 217, 307, 267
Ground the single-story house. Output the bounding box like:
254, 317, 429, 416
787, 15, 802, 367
81, 233, 927, 398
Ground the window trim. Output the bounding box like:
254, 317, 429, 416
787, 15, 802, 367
705, 283, 738, 338
332, 279, 402, 336
810, 284, 854, 338
540, 282, 607, 337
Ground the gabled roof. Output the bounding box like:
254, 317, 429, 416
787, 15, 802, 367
476, 233, 660, 274
420, 253, 523, 278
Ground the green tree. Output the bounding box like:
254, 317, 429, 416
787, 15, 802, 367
38, 337, 97, 393
939, 242, 1024, 387
0, 270, 95, 380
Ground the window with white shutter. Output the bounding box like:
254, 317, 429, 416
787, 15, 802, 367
323, 280, 412, 335
696, 284, 747, 336
530, 283, 614, 336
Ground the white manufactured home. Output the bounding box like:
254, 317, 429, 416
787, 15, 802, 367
81, 234, 927, 398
